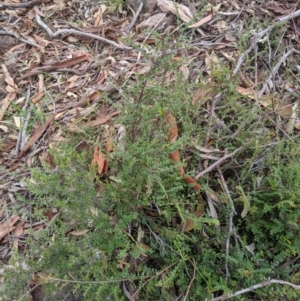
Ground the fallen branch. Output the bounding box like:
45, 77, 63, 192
35, 14, 132, 50
210, 279, 300, 301
0, 0, 45, 8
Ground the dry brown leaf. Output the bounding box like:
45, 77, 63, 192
189, 9, 213, 28
94, 5, 107, 26
92, 146, 106, 174
0, 94, 14, 121
170, 150, 185, 177
192, 82, 216, 106
184, 176, 202, 190
0, 214, 20, 240
31, 92, 45, 104
235, 86, 293, 116
179, 65, 189, 80
157, 0, 193, 22
3, 64, 15, 87
29, 273, 45, 301
165, 111, 178, 142
13, 221, 24, 249
294, 122, 300, 131
17, 114, 56, 158
205, 51, 221, 75
266, 2, 294, 15
0, 65, 17, 120
138, 13, 166, 30
285, 102, 298, 133
180, 210, 203, 232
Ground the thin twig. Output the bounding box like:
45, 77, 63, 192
210, 278, 300, 301
131, 262, 178, 299
218, 168, 236, 282
258, 48, 294, 98
195, 147, 243, 180
44, 86, 56, 114
126, 2, 143, 32
183, 259, 197, 301
35, 14, 132, 50
205, 93, 221, 145
16, 283, 43, 301
15, 85, 31, 155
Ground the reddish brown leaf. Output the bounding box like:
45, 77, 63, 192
170, 151, 185, 177
180, 210, 203, 233
92, 146, 106, 174
165, 111, 178, 142
184, 176, 202, 190
45, 210, 53, 222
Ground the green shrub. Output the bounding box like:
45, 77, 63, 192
3, 40, 300, 301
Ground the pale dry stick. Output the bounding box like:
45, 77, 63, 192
15, 85, 31, 155
126, 2, 143, 32
273, 28, 287, 59
267, 35, 272, 66
35, 14, 132, 50
195, 146, 243, 180
20, 104, 33, 151
183, 259, 197, 301
0, 30, 42, 49
232, 9, 300, 76
210, 279, 300, 301
231, 0, 246, 24
257, 48, 294, 99
254, 41, 258, 86
218, 167, 236, 282
122, 281, 134, 301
